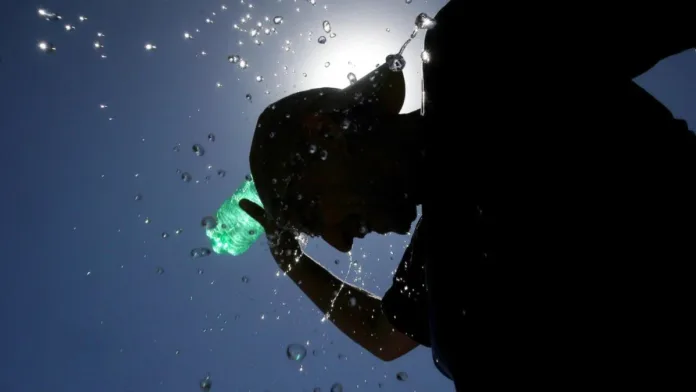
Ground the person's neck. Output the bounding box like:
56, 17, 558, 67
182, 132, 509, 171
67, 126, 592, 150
390, 110, 427, 204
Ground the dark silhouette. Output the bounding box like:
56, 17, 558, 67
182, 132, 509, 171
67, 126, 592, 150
242, 1, 696, 389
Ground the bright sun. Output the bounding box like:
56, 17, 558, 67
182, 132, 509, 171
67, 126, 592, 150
295, 31, 424, 113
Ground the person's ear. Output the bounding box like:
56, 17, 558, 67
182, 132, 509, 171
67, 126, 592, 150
343, 63, 405, 115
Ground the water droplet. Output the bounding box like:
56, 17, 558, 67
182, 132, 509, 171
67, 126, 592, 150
421, 50, 431, 64
134, 193, 143, 201
173, 144, 181, 152
201, 216, 217, 230
286, 343, 307, 361
144, 217, 151, 224
38, 8, 61, 21
308, 144, 317, 154
208, 133, 215, 142
347, 72, 357, 84
217, 169, 226, 178
329, 32, 336, 38
415, 13, 436, 29
228, 54, 240, 63
334, 259, 340, 265
156, 266, 165, 275
396, 371, 408, 381
199, 374, 212, 391
197, 268, 204, 275
241, 275, 250, 283
192, 144, 205, 156
322, 20, 332, 33
183, 32, 193, 40
191, 248, 212, 259
273, 16, 283, 24
181, 172, 192, 182
386, 27, 391, 32
317, 36, 326, 44
386, 54, 406, 72
319, 150, 328, 160
175, 228, 183, 235
330, 383, 343, 392
38, 41, 56, 53
144, 42, 157, 51
162, 232, 169, 239
246, 93, 253, 102
405, 0, 412, 3
324, 61, 330, 68
256, 75, 264, 82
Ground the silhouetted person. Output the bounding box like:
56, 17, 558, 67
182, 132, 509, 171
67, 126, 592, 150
242, 1, 696, 389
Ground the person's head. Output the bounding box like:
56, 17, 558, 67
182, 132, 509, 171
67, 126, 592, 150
249, 64, 425, 252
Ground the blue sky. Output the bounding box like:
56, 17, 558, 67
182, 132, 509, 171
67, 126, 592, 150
0, 1, 694, 391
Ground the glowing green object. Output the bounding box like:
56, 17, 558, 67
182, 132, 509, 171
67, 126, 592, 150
206, 178, 264, 256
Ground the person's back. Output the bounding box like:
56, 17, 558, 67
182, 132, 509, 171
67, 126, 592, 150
422, 1, 696, 387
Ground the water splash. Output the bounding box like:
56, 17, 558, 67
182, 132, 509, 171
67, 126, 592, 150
413, 13, 436, 115
415, 12, 436, 29
390, 12, 437, 116
321, 251, 356, 323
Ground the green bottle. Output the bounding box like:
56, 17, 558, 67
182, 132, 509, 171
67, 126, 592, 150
206, 177, 265, 256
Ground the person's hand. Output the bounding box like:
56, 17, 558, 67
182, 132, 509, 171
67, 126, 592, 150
239, 199, 303, 266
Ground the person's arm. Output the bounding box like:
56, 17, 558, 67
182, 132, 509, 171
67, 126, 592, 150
275, 250, 419, 361
239, 198, 418, 360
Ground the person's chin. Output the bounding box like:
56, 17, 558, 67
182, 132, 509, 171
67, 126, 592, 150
336, 241, 353, 253
392, 218, 414, 235
331, 235, 354, 253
